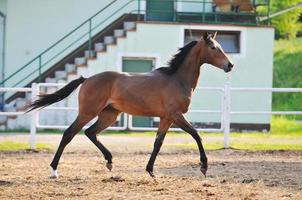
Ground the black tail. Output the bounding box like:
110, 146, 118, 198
27, 76, 86, 112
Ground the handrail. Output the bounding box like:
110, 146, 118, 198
0, 0, 121, 86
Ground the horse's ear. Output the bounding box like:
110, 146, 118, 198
203, 32, 211, 41
213, 31, 217, 39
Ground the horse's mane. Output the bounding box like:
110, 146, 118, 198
156, 40, 198, 75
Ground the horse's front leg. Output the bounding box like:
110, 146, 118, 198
174, 114, 208, 176
146, 118, 173, 177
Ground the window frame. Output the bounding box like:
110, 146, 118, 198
184, 29, 241, 54
180, 25, 247, 58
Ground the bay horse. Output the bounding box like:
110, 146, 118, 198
28, 32, 233, 178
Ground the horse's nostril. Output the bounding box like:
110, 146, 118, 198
228, 62, 234, 68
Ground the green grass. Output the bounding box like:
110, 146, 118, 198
0, 141, 52, 151
165, 141, 302, 151
273, 37, 302, 119
164, 132, 302, 151
270, 116, 302, 135
151, 117, 302, 151
0, 117, 301, 151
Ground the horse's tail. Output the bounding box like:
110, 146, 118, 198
27, 76, 86, 112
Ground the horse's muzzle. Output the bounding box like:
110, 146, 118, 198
224, 62, 234, 73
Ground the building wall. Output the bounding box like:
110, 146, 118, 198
0, 0, 7, 15
3, 0, 114, 83
89, 22, 274, 125
2, 0, 274, 127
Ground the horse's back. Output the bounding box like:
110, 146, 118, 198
78, 70, 172, 117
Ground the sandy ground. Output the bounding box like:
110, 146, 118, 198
0, 134, 302, 200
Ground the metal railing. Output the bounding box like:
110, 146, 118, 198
1, 0, 121, 87
1, 82, 301, 150
1, 0, 270, 89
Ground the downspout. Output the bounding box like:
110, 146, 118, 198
0, 12, 5, 108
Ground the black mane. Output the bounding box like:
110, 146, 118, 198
157, 40, 198, 75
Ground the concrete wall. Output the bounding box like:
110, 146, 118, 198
88, 22, 274, 125
3, 0, 113, 83
0, 0, 7, 15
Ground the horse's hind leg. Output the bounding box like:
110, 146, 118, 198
85, 106, 120, 171
146, 118, 173, 177
174, 114, 208, 176
50, 114, 92, 178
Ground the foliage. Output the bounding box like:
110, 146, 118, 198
272, 37, 302, 119
270, 0, 302, 39
270, 116, 302, 134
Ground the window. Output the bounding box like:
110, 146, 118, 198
184, 29, 240, 53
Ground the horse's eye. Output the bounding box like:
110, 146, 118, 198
211, 46, 216, 50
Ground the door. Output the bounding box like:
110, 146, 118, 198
122, 58, 154, 127
146, 0, 175, 21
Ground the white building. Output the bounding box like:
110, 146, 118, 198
0, 0, 274, 131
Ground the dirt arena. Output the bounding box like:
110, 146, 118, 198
0, 134, 302, 199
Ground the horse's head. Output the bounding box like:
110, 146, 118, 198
200, 32, 234, 73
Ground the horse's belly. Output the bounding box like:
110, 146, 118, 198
110, 76, 166, 117
110, 97, 163, 117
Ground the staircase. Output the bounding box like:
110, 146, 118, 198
0, 15, 137, 129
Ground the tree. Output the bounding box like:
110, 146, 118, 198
270, 0, 302, 39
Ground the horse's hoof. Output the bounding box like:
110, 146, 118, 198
147, 170, 155, 178
200, 166, 207, 177
50, 168, 58, 179
106, 162, 113, 171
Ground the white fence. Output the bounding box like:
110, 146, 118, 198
0, 82, 302, 150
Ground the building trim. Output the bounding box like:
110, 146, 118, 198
116, 52, 161, 72
179, 24, 247, 58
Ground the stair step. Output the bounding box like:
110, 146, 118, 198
65, 63, 76, 73
4, 103, 17, 119
94, 43, 105, 52
4, 103, 15, 111
84, 50, 96, 59
67, 74, 80, 82
0, 116, 7, 125
104, 36, 115, 45
57, 79, 67, 84
114, 29, 125, 37
77, 67, 90, 77
55, 70, 67, 81
124, 21, 136, 31
74, 57, 86, 66
45, 77, 56, 83
25, 92, 32, 101
15, 98, 27, 110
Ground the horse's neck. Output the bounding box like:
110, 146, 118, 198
175, 50, 203, 91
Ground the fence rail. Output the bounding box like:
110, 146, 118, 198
0, 82, 301, 150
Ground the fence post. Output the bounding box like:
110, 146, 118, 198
30, 83, 38, 150
223, 82, 231, 148
127, 114, 132, 130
